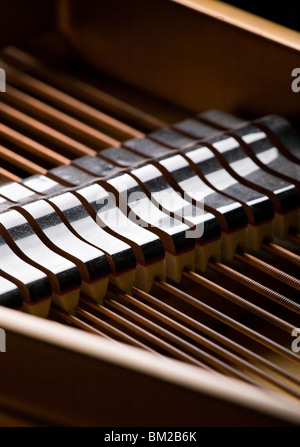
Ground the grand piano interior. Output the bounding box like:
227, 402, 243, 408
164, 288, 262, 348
0, 0, 300, 427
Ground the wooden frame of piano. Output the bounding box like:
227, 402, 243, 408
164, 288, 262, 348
0, 0, 300, 426
57, 0, 300, 124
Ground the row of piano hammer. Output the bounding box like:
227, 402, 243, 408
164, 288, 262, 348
0, 109, 299, 318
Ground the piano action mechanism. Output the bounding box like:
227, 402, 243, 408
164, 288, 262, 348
0, 0, 300, 427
